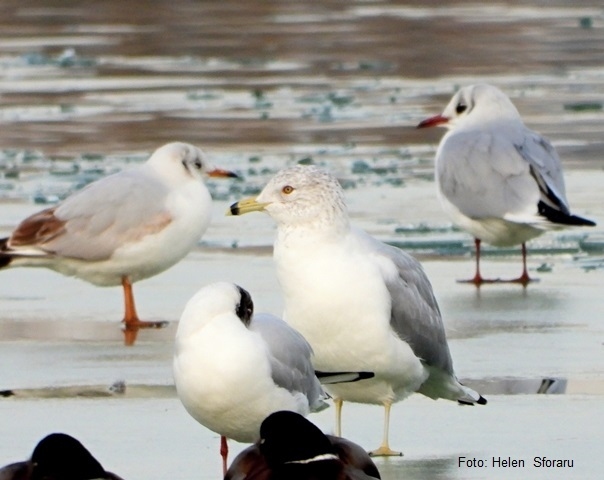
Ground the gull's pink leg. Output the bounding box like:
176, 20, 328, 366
458, 238, 494, 286
220, 435, 228, 476
510, 242, 533, 287
458, 240, 536, 287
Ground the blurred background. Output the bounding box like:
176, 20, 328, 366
1, 1, 603, 199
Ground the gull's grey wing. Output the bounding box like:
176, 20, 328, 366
515, 129, 567, 202
437, 130, 541, 221
358, 229, 453, 374
514, 129, 573, 214
361, 233, 488, 404
250, 313, 326, 410
9, 168, 172, 261
515, 130, 595, 226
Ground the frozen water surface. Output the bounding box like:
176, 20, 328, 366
1, 1, 604, 479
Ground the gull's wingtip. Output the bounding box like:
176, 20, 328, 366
315, 370, 375, 384
458, 394, 487, 406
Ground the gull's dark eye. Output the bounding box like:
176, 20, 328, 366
194, 159, 202, 169
455, 103, 467, 114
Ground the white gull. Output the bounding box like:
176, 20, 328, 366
0, 142, 237, 345
228, 165, 486, 456
173, 282, 370, 475
418, 84, 595, 286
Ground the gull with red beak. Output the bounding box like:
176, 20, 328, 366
418, 84, 595, 286
0, 142, 237, 345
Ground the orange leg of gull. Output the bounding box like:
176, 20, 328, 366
458, 239, 536, 287
458, 238, 496, 286
368, 400, 402, 457
220, 435, 229, 476
121, 276, 168, 346
510, 242, 535, 287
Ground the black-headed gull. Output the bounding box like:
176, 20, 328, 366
0, 433, 124, 480
225, 411, 381, 480
417, 84, 595, 286
173, 282, 371, 475
0, 142, 237, 345
228, 165, 486, 456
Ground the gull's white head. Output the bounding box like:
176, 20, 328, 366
176, 282, 254, 340
417, 84, 522, 131
228, 165, 349, 231
146, 142, 238, 186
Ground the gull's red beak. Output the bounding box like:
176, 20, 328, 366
208, 168, 238, 178
417, 114, 449, 129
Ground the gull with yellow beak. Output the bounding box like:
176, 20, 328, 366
228, 165, 486, 456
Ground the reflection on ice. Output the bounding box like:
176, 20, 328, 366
0, 376, 573, 400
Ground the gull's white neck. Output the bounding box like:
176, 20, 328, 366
276, 215, 350, 247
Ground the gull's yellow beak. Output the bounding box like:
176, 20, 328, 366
227, 197, 269, 216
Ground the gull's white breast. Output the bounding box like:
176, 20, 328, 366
173, 316, 309, 443
275, 231, 427, 404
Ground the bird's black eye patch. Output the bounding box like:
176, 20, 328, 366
235, 286, 254, 326
455, 103, 467, 114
